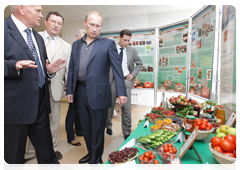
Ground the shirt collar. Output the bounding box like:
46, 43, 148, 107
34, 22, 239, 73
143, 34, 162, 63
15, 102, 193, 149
44, 30, 58, 41
81, 34, 100, 43
117, 43, 125, 50
11, 14, 30, 33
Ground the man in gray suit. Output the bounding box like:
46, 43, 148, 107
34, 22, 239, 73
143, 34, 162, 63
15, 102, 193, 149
25, 11, 71, 161
106, 29, 143, 140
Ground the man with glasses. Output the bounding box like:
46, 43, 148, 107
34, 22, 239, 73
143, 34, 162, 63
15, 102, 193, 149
25, 11, 71, 161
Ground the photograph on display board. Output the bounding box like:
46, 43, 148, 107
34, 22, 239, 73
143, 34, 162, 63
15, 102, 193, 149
183, 33, 188, 43
222, 5, 236, 30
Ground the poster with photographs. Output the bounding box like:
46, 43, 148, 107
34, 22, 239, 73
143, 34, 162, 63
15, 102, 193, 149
189, 5, 216, 99
219, 5, 236, 117
158, 21, 189, 92
101, 30, 155, 89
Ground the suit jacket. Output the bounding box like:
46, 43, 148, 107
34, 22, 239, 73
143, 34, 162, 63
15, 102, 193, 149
109, 45, 143, 88
4, 16, 51, 125
66, 36, 127, 110
38, 31, 71, 101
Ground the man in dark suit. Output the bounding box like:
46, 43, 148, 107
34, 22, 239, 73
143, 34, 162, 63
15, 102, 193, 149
66, 11, 127, 164
106, 29, 143, 140
4, 5, 65, 164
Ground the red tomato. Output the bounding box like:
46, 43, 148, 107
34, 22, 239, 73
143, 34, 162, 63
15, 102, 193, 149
196, 121, 202, 126
195, 119, 202, 123
224, 152, 235, 158
139, 155, 144, 161
143, 157, 149, 161
201, 122, 207, 126
234, 140, 238, 150
202, 119, 209, 123
211, 137, 222, 147
154, 160, 159, 164
163, 147, 169, 152
233, 141, 236, 148
206, 127, 211, 130
168, 146, 172, 150
200, 124, 207, 130
172, 147, 177, 154
224, 135, 236, 143
220, 139, 235, 152
234, 150, 238, 158
196, 125, 201, 130
169, 149, 174, 154
158, 146, 163, 153
150, 154, 156, 160
206, 123, 213, 129
163, 144, 168, 148
213, 146, 224, 153
168, 143, 173, 147
144, 152, 150, 158
148, 150, 152, 155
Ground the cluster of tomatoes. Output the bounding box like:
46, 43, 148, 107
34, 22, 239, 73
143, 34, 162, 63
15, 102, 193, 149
152, 107, 165, 111
162, 110, 175, 116
146, 113, 162, 120
195, 118, 213, 130
158, 143, 178, 160
138, 151, 156, 167
211, 135, 236, 158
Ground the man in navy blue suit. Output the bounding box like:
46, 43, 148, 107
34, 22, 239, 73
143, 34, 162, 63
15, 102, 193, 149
4, 5, 65, 164
66, 11, 127, 164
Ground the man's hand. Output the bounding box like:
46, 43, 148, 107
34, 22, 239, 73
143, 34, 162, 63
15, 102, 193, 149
46, 59, 66, 74
15, 60, 37, 70
67, 94, 73, 103
125, 74, 134, 81
117, 96, 128, 107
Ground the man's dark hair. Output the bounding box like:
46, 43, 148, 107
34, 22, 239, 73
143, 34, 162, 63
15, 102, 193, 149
120, 29, 132, 38
46, 11, 64, 24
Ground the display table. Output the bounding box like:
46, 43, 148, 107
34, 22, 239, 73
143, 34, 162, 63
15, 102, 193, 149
105, 119, 218, 164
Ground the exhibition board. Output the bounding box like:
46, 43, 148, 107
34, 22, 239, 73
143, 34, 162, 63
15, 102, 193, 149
105, 119, 218, 164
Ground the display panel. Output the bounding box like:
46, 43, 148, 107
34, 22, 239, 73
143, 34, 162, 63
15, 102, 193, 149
101, 30, 155, 89
158, 21, 189, 93
219, 5, 236, 118
189, 5, 216, 99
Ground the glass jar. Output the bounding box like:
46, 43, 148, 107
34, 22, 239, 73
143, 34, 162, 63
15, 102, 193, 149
207, 110, 214, 119
214, 105, 221, 122
185, 115, 195, 133
193, 105, 200, 117
203, 109, 208, 117
215, 106, 225, 125
206, 100, 212, 110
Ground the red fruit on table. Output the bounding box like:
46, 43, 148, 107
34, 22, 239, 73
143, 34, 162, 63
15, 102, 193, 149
224, 135, 236, 143
220, 139, 235, 152
211, 137, 222, 147
213, 146, 224, 153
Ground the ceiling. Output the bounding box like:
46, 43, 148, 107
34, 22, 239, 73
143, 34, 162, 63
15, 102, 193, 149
4, 5, 200, 25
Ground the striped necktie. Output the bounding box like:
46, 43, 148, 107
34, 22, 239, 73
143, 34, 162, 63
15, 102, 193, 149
46, 36, 53, 62
25, 28, 45, 88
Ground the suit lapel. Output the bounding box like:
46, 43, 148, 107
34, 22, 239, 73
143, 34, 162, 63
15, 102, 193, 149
76, 40, 83, 72
126, 46, 131, 70
8, 21, 35, 61
88, 38, 104, 64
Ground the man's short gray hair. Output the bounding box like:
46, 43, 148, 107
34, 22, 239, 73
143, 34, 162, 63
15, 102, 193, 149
75, 29, 86, 37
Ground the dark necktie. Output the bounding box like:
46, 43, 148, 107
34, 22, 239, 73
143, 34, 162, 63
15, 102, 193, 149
25, 28, 45, 88
119, 47, 124, 63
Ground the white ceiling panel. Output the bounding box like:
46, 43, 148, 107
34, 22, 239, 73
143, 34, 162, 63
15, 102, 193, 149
145, 5, 169, 13
56, 9, 73, 18
42, 5, 61, 12
168, 5, 193, 12
122, 5, 146, 10
100, 12, 112, 19
55, 5, 76, 10
63, 7, 87, 17
127, 8, 148, 15
100, 5, 125, 12
81, 5, 107, 13
108, 10, 130, 17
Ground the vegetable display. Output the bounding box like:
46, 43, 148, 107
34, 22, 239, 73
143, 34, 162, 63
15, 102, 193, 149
108, 147, 139, 164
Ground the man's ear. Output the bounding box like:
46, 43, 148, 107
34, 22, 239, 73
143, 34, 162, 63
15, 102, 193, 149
19, 5, 25, 16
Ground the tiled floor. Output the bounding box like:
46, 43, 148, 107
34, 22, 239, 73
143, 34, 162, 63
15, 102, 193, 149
25, 102, 152, 164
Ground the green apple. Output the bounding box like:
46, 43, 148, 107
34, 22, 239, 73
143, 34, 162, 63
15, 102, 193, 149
216, 128, 221, 134
220, 125, 230, 135
228, 127, 236, 136
216, 132, 226, 139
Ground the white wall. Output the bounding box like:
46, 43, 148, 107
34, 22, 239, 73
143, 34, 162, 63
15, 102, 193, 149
62, 8, 199, 45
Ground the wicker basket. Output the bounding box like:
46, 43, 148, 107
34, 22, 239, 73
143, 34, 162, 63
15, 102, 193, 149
209, 143, 236, 164
196, 128, 214, 140
109, 152, 138, 166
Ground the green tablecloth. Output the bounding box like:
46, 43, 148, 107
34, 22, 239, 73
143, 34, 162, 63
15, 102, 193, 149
105, 119, 218, 164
